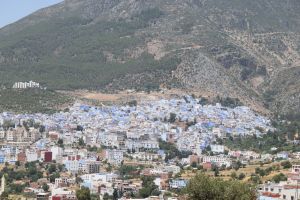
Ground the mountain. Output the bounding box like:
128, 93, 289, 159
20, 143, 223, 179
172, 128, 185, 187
0, 0, 299, 115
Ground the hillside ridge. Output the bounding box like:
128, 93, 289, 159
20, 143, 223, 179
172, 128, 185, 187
0, 0, 299, 114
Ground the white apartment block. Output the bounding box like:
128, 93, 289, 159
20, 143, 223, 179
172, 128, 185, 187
163, 165, 181, 174
63, 160, 85, 174
13, 81, 40, 89
211, 145, 225, 153
125, 140, 159, 151
51, 146, 63, 161
141, 140, 159, 149
26, 149, 38, 162
132, 152, 159, 161
54, 177, 76, 188
6, 131, 15, 142
0, 131, 5, 139
81, 173, 118, 183
202, 156, 232, 167
106, 149, 124, 165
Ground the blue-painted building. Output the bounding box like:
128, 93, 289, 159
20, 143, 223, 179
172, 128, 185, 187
0, 153, 5, 164
169, 179, 188, 189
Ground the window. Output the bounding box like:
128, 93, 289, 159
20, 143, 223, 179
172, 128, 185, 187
283, 195, 286, 199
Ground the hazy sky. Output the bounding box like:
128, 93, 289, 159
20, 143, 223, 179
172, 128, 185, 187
0, 0, 63, 28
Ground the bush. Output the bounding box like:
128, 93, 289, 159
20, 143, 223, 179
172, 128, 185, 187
272, 173, 287, 183
281, 161, 292, 169
239, 173, 246, 180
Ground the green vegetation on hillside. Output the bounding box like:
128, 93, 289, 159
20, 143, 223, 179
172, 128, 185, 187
0, 7, 175, 91
76, 187, 91, 200
224, 119, 300, 153
0, 89, 72, 113
185, 173, 256, 200
159, 139, 192, 161
139, 176, 160, 198
0, 161, 64, 196
214, 96, 243, 108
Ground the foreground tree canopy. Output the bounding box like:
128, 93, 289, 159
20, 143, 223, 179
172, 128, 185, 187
76, 187, 91, 200
185, 173, 256, 200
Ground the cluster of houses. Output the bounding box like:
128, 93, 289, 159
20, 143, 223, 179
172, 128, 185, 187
259, 165, 300, 200
0, 96, 281, 199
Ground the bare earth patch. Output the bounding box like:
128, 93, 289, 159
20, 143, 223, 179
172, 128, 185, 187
60, 88, 269, 115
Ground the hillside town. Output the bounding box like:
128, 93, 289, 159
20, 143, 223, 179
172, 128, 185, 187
0, 0, 299, 199
0, 96, 297, 200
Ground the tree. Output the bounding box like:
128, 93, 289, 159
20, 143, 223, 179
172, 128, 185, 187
77, 125, 84, 132
216, 137, 223, 145
58, 164, 64, 172
2, 120, 14, 130
49, 172, 60, 183
78, 137, 85, 146
255, 168, 266, 177
39, 125, 45, 133
119, 165, 138, 177
223, 180, 256, 200
158, 139, 181, 161
57, 139, 64, 147
106, 164, 112, 172
15, 161, 20, 167
76, 187, 91, 200
272, 173, 287, 183
163, 116, 167, 122
185, 173, 256, 200
169, 113, 177, 123
128, 100, 138, 107
212, 166, 219, 177
0, 191, 9, 200
91, 194, 100, 200
139, 176, 160, 198
238, 173, 246, 180
231, 172, 237, 179
42, 183, 49, 192
199, 97, 209, 106
33, 122, 40, 129
250, 174, 261, 184
233, 161, 242, 171
88, 146, 98, 152
281, 161, 292, 169
48, 164, 57, 174
76, 177, 83, 184
191, 162, 198, 168
10, 183, 25, 194
214, 168, 220, 177
113, 189, 119, 200
103, 193, 110, 200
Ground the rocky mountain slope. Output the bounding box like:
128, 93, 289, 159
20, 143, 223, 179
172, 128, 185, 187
0, 0, 299, 114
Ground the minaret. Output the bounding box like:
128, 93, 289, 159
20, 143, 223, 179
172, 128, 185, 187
0, 175, 5, 195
